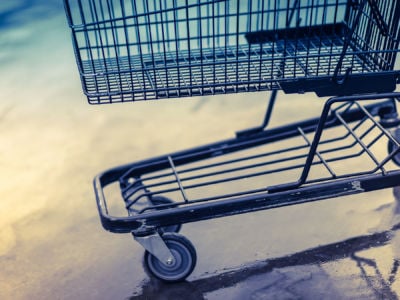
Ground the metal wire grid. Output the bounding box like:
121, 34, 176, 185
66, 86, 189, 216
65, 0, 400, 104
122, 100, 398, 213
347, 0, 400, 72
82, 37, 372, 102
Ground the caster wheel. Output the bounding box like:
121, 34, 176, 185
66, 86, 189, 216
388, 127, 400, 167
151, 196, 182, 233
144, 233, 197, 282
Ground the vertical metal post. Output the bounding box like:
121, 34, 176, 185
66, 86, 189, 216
236, 90, 278, 137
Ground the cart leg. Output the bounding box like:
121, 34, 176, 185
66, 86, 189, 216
236, 90, 278, 137
134, 232, 175, 266
138, 232, 197, 282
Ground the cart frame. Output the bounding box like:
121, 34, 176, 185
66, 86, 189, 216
64, 0, 400, 283
95, 92, 400, 236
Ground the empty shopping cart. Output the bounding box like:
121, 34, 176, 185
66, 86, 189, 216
64, 0, 400, 282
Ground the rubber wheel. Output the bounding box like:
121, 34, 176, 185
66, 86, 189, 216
388, 127, 400, 167
151, 196, 181, 233
144, 233, 197, 282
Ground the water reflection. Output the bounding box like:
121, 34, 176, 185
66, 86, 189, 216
131, 188, 400, 299
345, 187, 400, 299
350, 253, 398, 299
131, 227, 400, 299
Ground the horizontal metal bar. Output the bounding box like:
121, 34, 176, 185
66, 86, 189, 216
97, 170, 400, 234
70, 0, 227, 29
120, 100, 394, 183
70, 1, 346, 29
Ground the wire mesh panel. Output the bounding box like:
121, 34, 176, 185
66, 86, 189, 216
64, 0, 400, 104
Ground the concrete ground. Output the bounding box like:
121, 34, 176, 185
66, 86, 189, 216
1, 1, 400, 299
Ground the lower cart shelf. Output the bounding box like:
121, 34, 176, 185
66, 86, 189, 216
94, 92, 400, 282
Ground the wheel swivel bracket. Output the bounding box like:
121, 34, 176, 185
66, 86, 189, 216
134, 232, 175, 266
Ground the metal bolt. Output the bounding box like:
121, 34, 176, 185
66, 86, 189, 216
166, 257, 174, 265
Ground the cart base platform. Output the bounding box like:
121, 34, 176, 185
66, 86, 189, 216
93, 92, 400, 282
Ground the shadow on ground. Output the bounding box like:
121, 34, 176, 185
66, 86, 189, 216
130, 221, 400, 299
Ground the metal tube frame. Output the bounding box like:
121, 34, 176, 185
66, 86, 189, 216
94, 92, 400, 236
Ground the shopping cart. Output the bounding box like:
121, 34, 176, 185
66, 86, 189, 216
64, 0, 400, 282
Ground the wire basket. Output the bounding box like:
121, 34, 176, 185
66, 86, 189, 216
64, 0, 400, 104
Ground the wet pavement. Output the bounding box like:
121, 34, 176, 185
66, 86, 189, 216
2, 1, 400, 299
128, 190, 400, 300
134, 228, 400, 300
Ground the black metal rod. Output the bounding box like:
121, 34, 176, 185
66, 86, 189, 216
269, 93, 400, 193
236, 90, 278, 137
168, 156, 189, 202
297, 126, 336, 178
96, 170, 400, 233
